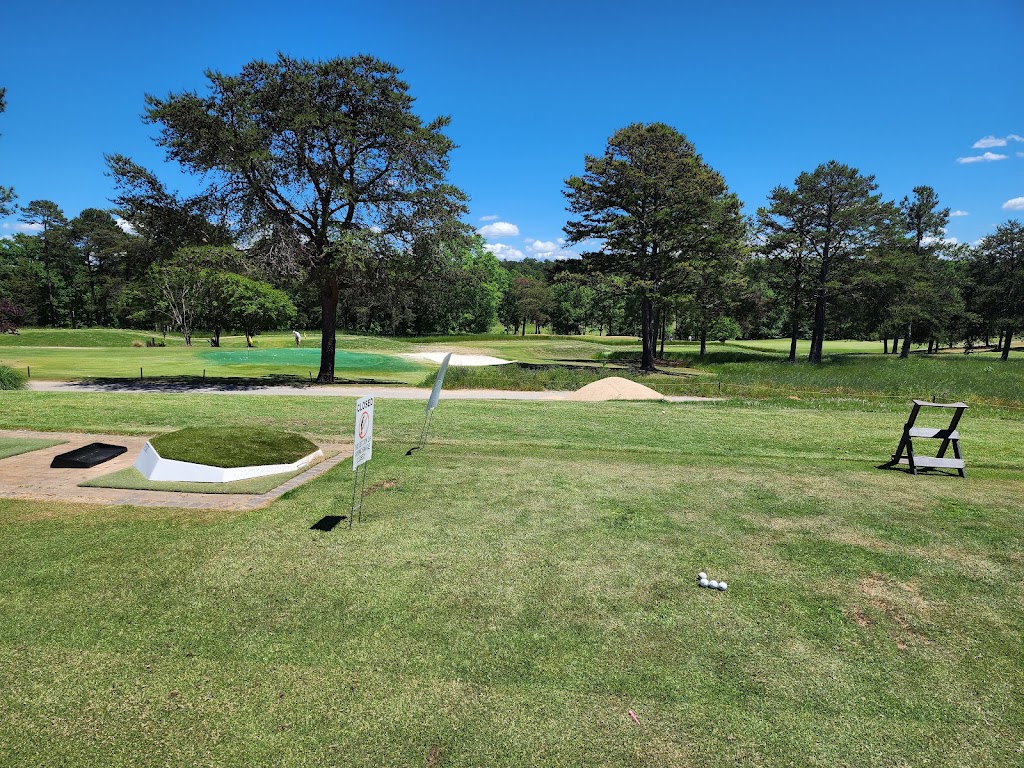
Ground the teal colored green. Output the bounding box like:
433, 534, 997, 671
198, 347, 419, 373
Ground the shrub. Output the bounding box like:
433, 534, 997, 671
131, 340, 144, 347
0, 364, 27, 390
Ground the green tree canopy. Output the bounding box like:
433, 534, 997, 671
757, 161, 897, 363
564, 123, 740, 369
116, 54, 467, 381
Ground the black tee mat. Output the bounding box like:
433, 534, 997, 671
50, 443, 128, 469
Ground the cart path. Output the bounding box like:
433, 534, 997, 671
0, 428, 352, 510
26, 380, 717, 402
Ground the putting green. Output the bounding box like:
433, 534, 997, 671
198, 347, 420, 373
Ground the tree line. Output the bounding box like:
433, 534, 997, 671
2, 61, 1022, 377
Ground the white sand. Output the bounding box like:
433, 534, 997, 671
401, 352, 514, 366
566, 376, 665, 402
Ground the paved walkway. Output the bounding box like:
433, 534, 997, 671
27, 380, 715, 402
0, 428, 352, 511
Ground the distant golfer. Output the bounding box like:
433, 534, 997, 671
293, 330, 302, 348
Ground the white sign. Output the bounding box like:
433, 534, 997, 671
353, 395, 374, 470
427, 352, 452, 413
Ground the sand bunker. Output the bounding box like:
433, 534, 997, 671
566, 376, 665, 402
402, 352, 513, 366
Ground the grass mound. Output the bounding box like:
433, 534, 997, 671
149, 426, 317, 468
0, 364, 27, 390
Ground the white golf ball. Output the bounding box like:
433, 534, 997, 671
708, 580, 719, 589
698, 578, 709, 588
698, 572, 708, 580
718, 582, 728, 591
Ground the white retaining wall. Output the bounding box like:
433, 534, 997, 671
134, 441, 323, 483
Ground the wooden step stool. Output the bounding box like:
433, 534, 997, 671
887, 400, 967, 477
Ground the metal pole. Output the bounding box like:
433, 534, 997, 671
357, 463, 368, 523
422, 409, 435, 447
349, 468, 359, 529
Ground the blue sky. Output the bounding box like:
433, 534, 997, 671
1, 0, 1021, 257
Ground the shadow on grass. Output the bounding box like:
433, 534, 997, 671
310, 515, 347, 531
76, 375, 407, 391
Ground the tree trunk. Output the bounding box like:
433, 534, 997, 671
883, 338, 888, 355
659, 314, 667, 358
1001, 328, 1013, 361
521, 318, 526, 337
640, 298, 656, 371
699, 326, 707, 357
317, 275, 339, 383
900, 323, 912, 359
996, 331, 1003, 351
809, 291, 826, 363
789, 313, 800, 363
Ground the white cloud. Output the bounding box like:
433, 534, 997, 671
1002, 197, 1024, 211
1009, 134, 1024, 142
922, 234, 958, 247
949, 210, 969, 217
1, 221, 42, 234
525, 238, 562, 252
1017, 152, 1024, 158
478, 214, 499, 222
482, 242, 525, 261
478, 221, 519, 238
973, 135, 1007, 148
114, 217, 136, 235
524, 236, 578, 260
956, 152, 1009, 164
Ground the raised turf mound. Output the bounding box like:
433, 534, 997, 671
566, 376, 664, 402
136, 427, 322, 483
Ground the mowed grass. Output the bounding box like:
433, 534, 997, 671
80, 466, 306, 495
150, 427, 319, 468
0, 436, 66, 459
0, 331, 428, 384
0, 392, 1022, 766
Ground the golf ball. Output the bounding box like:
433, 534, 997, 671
699, 578, 709, 588
708, 580, 719, 589
718, 582, 728, 591
698, 572, 708, 580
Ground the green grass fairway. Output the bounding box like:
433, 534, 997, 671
1, 392, 1022, 766
0, 436, 66, 459
0, 333, 430, 384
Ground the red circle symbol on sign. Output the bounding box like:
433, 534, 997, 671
358, 411, 369, 440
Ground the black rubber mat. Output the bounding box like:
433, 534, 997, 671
50, 443, 128, 469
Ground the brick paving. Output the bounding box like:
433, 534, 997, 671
0, 429, 351, 510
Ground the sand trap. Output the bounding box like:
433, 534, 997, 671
402, 352, 513, 366
566, 376, 665, 402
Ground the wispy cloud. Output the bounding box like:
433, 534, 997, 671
973, 135, 1007, 148
1002, 197, 1024, 211
482, 242, 525, 261
949, 210, 969, 217
478, 221, 519, 238
971, 134, 1023, 148
956, 152, 1009, 164
478, 214, 499, 222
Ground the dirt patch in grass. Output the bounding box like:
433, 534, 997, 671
857, 572, 932, 649
364, 478, 398, 495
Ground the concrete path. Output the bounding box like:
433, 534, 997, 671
0, 428, 352, 511
26, 380, 716, 403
